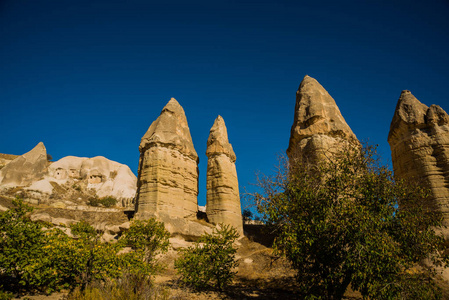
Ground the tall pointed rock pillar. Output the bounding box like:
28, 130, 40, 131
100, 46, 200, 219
287, 75, 359, 163
135, 98, 199, 220
388, 90, 449, 233
206, 116, 243, 234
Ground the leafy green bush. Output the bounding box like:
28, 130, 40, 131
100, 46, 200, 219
175, 224, 239, 290
65, 273, 170, 300
0, 198, 48, 292
0, 199, 169, 295
87, 196, 117, 208
0, 290, 13, 300
120, 219, 170, 273
255, 145, 447, 299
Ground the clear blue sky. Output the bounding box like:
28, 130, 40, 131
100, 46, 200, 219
1, 0, 448, 208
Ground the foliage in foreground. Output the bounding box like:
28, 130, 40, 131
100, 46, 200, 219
255, 145, 448, 300
0, 199, 169, 295
175, 224, 239, 291
65, 273, 170, 300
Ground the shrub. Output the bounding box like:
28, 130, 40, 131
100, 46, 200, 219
65, 273, 170, 300
87, 196, 117, 208
254, 144, 447, 299
119, 219, 170, 273
0, 290, 13, 300
0, 198, 48, 292
175, 224, 239, 290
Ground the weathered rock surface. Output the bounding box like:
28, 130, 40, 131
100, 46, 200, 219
0, 153, 19, 169
48, 156, 137, 206
0, 142, 48, 186
287, 75, 359, 163
206, 116, 243, 234
388, 90, 449, 232
0, 145, 137, 207
135, 98, 199, 220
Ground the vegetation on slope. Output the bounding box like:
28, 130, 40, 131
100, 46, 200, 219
254, 144, 449, 299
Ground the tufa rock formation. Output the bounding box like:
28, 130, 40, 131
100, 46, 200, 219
0, 143, 137, 207
206, 116, 243, 235
135, 98, 199, 220
48, 156, 137, 206
287, 75, 359, 163
388, 90, 449, 232
0, 142, 48, 187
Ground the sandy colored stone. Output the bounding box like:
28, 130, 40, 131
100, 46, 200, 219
287, 75, 359, 163
48, 156, 137, 206
135, 98, 199, 220
388, 90, 449, 234
206, 116, 243, 235
0, 142, 48, 186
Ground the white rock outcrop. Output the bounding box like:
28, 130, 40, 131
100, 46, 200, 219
0, 143, 137, 207
48, 156, 137, 206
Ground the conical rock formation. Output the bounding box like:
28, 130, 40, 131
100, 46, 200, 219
388, 90, 449, 233
287, 75, 359, 162
135, 98, 199, 220
206, 116, 243, 234
0, 142, 48, 187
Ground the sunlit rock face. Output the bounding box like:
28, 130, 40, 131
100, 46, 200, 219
48, 156, 137, 206
206, 116, 243, 235
388, 90, 449, 232
135, 98, 199, 220
287, 75, 359, 163
0, 142, 48, 186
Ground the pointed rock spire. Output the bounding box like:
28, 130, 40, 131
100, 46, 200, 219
388, 90, 429, 142
388, 91, 449, 236
206, 116, 243, 235
135, 98, 199, 220
140, 98, 198, 161
287, 75, 359, 162
206, 115, 236, 162
0, 142, 48, 186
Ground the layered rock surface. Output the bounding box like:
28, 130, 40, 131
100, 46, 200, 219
287, 75, 359, 163
135, 98, 199, 220
48, 156, 137, 206
206, 116, 243, 234
0, 142, 48, 186
0, 143, 137, 207
388, 90, 449, 231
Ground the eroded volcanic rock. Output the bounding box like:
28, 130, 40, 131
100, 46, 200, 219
48, 156, 137, 206
388, 90, 449, 232
135, 98, 199, 220
287, 75, 359, 163
206, 116, 243, 234
0, 142, 48, 186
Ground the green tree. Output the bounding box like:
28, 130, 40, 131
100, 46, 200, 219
121, 219, 170, 260
175, 224, 239, 291
255, 145, 447, 300
0, 199, 170, 294
0, 198, 47, 292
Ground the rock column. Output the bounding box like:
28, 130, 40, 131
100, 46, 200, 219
388, 90, 449, 233
135, 98, 199, 220
287, 75, 359, 163
206, 116, 243, 234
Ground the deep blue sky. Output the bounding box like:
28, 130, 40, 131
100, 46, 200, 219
1, 0, 448, 208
